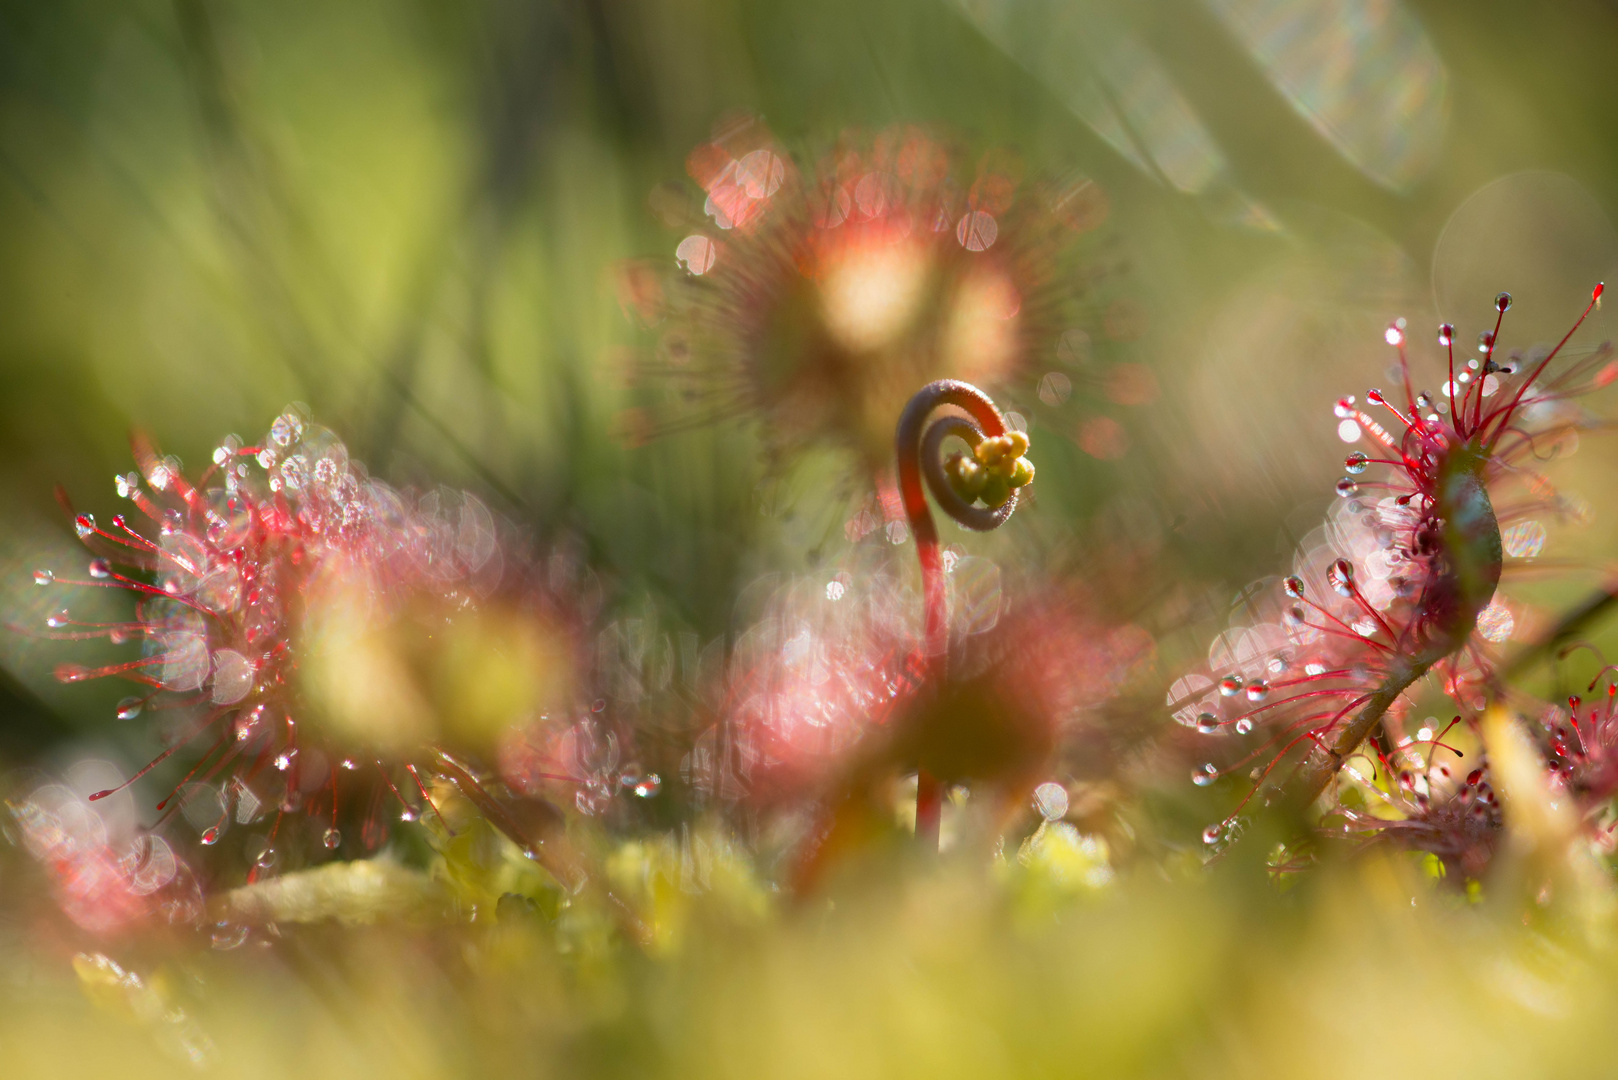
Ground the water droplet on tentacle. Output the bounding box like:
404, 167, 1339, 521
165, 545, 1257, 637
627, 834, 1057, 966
1218, 674, 1244, 697
33, 569, 53, 586
1344, 452, 1369, 475
1437, 323, 1454, 347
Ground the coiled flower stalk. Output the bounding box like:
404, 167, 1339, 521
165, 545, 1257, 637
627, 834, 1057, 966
895, 379, 1035, 847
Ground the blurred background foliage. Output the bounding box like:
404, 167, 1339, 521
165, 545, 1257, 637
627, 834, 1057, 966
6, 0, 1618, 1075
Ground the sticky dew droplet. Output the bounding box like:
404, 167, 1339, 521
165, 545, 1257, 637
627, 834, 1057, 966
322, 828, 341, 850
1344, 452, 1369, 474
33, 569, 53, 586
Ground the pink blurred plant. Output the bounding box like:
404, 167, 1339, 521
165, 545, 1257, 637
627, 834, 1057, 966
22, 407, 583, 882
617, 117, 1124, 469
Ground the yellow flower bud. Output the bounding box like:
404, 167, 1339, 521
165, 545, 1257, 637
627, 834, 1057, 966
976, 436, 1011, 466
944, 452, 987, 500
981, 475, 1011, 509
1009, 456, 1035, 488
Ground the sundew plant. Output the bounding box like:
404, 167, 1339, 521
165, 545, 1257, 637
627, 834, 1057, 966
9, 3, 1618, 1079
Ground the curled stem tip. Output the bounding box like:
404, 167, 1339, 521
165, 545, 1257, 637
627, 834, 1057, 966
894, 379, 1035, 849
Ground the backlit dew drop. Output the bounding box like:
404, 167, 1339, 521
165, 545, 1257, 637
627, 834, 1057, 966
1202, 824, 1222, 845
1344, 452, 1369, 474
46, 609, 69, 628
1282, 576, 1305, 598
1477, 330, 1495, 353
633, 774, 662, 798
1333, 396, 1357, 418
1218, 674, 1244, 697
74, 514, 95, 539
675, 234, 717, 276
200, 827, 221, 846
87, 558, 111, 579
33, 569, 53, 586
1335, 478, 1358, 498
1192, 770, 1215, 787
1196, 712, 1219, 734
1328, 559, 1355, 597
255, 846, 279, 870
1244, 681, 1269, 703
1437, 323, 1454, 347
1383, 323, 1404, 347
322, 828, 342, 850
1235, 718, 1254, 734
399, 807, 418, 823
1364, 388, 1386, 406
54, 663, 90, 683
1032, 782, 1069, 821
116, 696, 143, 720
1496, 291, 1512, 313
